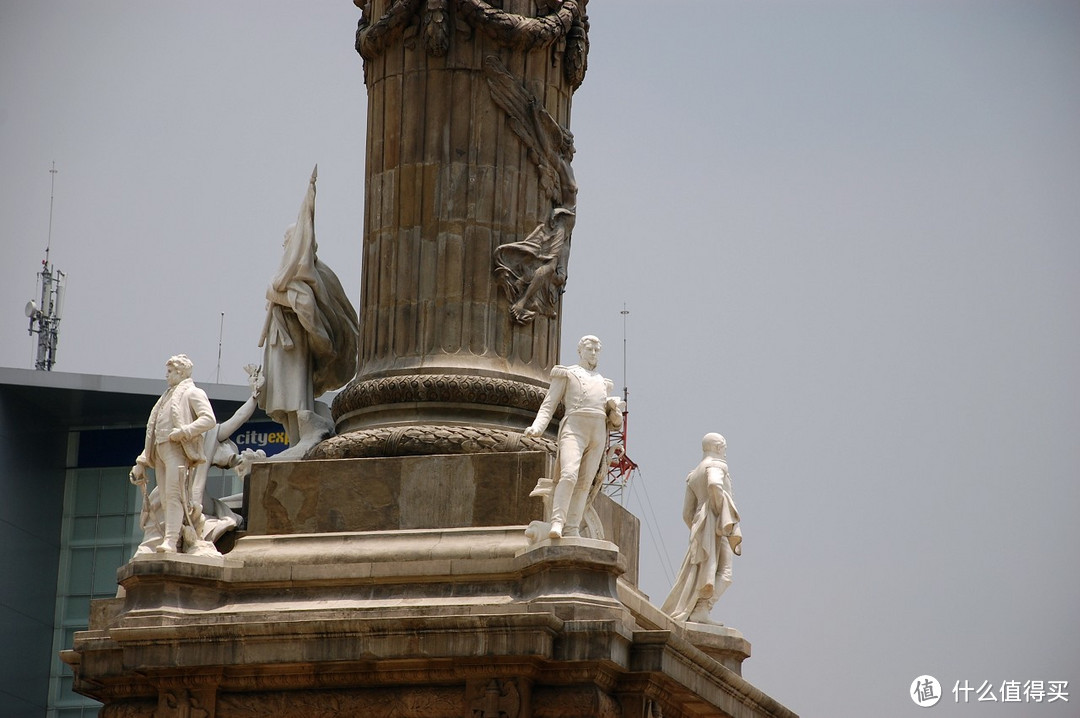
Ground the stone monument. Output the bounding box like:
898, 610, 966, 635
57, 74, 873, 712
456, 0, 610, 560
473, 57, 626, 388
63, 4, 796, 717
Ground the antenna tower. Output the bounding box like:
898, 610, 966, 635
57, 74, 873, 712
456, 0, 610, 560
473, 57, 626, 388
601, 303, 639, 501
25, 162, 66, 371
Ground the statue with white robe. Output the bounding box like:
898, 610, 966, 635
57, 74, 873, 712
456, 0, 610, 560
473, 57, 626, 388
662, 433, 742, 624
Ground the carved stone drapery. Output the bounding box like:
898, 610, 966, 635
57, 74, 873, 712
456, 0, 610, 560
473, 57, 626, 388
332, 0, 590, 442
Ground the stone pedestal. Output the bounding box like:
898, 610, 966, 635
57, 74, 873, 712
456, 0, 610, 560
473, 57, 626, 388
64, 454, 795, 718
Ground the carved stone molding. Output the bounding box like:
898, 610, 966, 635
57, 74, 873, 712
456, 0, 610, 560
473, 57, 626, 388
533, 684, 620, 718
101, 701, 157, 718
217, 687, 462, 718
355, 0, 589, 86
308, 423, 555, 459
332, 373, 553, 417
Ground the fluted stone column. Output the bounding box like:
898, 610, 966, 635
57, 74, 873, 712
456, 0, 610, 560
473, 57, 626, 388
325, 0, 589, 457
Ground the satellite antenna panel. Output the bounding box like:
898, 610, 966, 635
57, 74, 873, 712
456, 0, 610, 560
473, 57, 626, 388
24, 300, 39, 319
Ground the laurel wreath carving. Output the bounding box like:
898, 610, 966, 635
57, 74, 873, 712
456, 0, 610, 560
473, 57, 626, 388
332, 373, 553, 417
308, 424, 555, 460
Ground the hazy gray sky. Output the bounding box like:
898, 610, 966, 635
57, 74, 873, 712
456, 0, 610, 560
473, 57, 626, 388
2, 1, 1078, 715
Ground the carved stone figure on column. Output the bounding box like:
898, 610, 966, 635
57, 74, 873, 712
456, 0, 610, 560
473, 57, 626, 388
259, 166, 359, 457
524, 335, 623, 539
494, 206, 575, 324
662, 433, 743, 624
129, 355, 217, 554
485, 55, 579, 324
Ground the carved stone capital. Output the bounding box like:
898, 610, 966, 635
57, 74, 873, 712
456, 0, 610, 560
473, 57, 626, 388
356, 0, 589, 86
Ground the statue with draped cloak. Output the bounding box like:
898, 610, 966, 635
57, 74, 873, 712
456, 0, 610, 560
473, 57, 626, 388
258, 166, 359, 450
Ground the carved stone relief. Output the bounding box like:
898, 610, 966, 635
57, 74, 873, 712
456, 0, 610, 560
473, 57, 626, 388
484, 55, 578, 324
467, 677, 523, 718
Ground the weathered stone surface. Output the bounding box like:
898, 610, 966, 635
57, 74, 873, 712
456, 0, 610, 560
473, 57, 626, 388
245, 451, 549, 534
334, 0, 591, 437
66, 527, 794, 718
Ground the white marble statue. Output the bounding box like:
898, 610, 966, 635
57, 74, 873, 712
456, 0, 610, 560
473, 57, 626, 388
129, 355, 217, 554
258, 165, 359, 457
131, 364, 267, 557
661, 433, 743, 624
524, 335, 623, 539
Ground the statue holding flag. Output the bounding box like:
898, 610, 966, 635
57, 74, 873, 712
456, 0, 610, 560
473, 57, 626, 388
258, 166, 359, 457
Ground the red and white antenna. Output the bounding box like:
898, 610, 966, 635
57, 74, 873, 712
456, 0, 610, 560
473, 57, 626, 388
601, 303, 639, 501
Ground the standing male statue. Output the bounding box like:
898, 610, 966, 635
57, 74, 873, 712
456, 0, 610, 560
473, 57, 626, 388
129, 355, 217, 554
662, 433, 743, 624
525, 335, 623, 539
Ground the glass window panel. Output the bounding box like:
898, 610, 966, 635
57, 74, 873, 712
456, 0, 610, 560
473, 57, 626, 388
63, 595, 91, 624
63, 628, 80, 659
73, 473, 99, 516
68, 549, 94, 592
97, 472, 129, 514
92, 547, 125, 595
96, 516, 126, 541
127, 513, 144, 542
71, 517, 97, 541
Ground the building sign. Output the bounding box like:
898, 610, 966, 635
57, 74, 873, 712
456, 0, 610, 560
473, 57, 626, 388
76, 421, 290, 469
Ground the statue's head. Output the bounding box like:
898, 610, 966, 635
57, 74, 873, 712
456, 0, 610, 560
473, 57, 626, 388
560, 127, 576, 157
702, 432, 727, 456
577, 335, 601, 369
165, 354, 194, 386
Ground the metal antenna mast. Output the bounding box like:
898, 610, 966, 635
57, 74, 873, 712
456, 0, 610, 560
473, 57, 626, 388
25, 162, 66, 371
216, 312, 225, 383
601, 303, 639, 502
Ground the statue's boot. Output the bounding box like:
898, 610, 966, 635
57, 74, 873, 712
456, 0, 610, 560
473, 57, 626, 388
548, 478, 576, 538
687, 598, 718, 625
158, 503, 181, 553
563, 483, 591, 537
